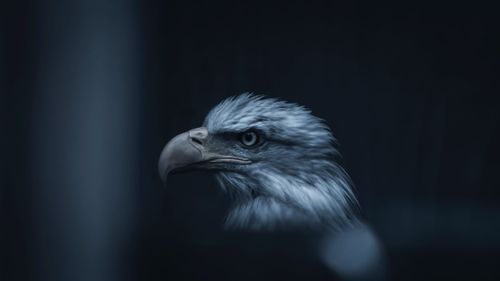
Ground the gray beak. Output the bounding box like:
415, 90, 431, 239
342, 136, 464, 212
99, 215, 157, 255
158, 127, 251, 183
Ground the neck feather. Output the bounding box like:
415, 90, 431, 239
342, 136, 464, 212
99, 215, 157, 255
216, 163, 358, 231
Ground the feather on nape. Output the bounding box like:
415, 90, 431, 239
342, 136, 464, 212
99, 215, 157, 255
203, 94, 359, 231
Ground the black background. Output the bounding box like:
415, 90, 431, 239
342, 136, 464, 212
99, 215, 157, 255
3, 1, 500, 280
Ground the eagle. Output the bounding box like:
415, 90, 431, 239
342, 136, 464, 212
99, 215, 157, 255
158, 94, 385, 280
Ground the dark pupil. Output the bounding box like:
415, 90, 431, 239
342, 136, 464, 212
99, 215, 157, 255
244, 133, 253, 143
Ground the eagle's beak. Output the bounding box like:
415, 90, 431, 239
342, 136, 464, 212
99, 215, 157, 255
158, 127, 251, 183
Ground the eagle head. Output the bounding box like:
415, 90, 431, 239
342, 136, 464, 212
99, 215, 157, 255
159, 94, 358, 231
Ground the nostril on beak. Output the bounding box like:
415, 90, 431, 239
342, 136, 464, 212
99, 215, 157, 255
188, 127, 208, 146
191, 137, 203, 145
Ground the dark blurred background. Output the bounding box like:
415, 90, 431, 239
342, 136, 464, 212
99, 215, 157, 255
3, 1, 500, 280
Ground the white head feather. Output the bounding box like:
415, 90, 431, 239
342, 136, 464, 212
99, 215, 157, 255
203, 94, 359, 231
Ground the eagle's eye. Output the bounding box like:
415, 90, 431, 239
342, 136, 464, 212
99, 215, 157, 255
239, 130, 259, 147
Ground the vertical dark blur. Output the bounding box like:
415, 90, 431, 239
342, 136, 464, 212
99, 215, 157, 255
5, 0, 140, 281
3, 1, 500, 281
32, 0, 140, 280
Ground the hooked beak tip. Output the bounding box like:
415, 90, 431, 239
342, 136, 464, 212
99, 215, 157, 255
158, 127, 207, 183
158, 127, 251, 184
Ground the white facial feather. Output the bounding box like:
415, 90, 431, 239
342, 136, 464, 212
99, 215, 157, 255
204, 93, 358, 231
